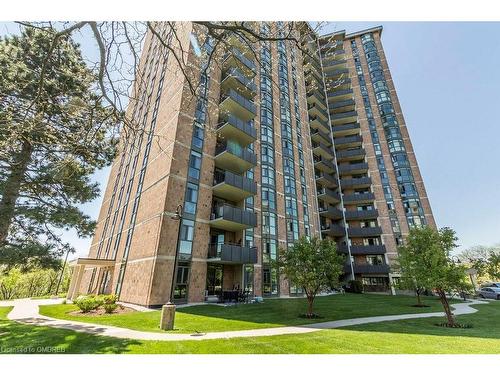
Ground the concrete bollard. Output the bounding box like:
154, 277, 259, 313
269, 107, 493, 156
160, 302, 176, 330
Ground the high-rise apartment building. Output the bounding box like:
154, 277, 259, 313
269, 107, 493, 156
68, 22, 435, 306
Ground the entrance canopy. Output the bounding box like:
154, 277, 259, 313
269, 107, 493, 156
67, 258, 115, 300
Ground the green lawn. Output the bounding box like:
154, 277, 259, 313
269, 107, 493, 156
39, 294, 445, 334
2, 301, 500, 353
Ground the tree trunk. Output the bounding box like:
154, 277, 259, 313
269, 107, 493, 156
307, 295, 315, 317
416, 290, 422, 306
0, 140, 32, 246
437, 288, 455, 326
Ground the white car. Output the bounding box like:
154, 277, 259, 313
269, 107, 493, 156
478, 287, 500, 300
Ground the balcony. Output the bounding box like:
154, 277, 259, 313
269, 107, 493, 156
340, 177, 372, 189
306, 90, 327, 109
348, 226, 383, 237
332, 122, 360, 137
310, 127, 331, 146
336, 148, 365, 162
219, 89, 256, 122
334, 135, 362, 149
309, 115, 330, 134
212, 170, 257, 202
344, 263, 390, 274
308, 103, 329, 122
313, 142, 334, 160
319, 205, 343, 219
325, 68, 349, 79
330, 111, 358, 126
338, 162, 369, 176
217, 114, 256, 147
331, 98, 355, 111
227, 33, 253, 54
344, 209, 379, 221
327, 89, 353, 102
338, 244, 387, 255
315, 171, 337, 188
305, 69, 324, 86
223, 48, 256, 78
343, 192, 375, 204
207, 243, 257, 264
209, 204, 257, 231
322, 58, 347, 71
221, 67, 257, 99
321, 223, 346, 237
317, 187, 341, 204
215, 142, 257, 174
314, 156, 335, 174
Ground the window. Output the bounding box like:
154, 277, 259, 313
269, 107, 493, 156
184, 183, 198, 214
188, 151, 202, 179
192, 123, 204, 150
261, 187, 276, 210
179, 219, 195, 255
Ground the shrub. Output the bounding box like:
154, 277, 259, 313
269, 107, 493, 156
346, 280, 363, 294
74, 295, 102, 313
103, 303, 118, 314
102, 294, 118, 304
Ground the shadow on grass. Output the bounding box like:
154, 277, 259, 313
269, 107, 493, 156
0, 310, 141, 354
338, 301, 500, 341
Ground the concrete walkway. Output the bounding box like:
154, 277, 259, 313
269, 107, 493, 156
4, 298, 488, 342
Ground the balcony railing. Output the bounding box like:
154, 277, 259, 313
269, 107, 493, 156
213, 170, 257, 201
334, 135, 363, 148
313, 156, 335, 173
342, 192, 375, 204
210, 203, 257, 231
336, 148, 365, 161
221, 67, 257, 97
345, 264, 391, 274
340, 177, 372, 188
220, 89, 256, 121
338, 162, 369, 175
215, 142, 257, 174
308, 103, 329, 120
310, 127, 331, 146
315, 171, 337, 187
327, 89, 353, 100
348, 226, 383, 237
207, 243, 258, 264
321, 223, 346, 237
338, 244, 386, 255
217, 114, 256, 146
223, 48, 256, 76
317, 187, 341, 203
318, 206, 343, 219
344, 209, 379, 221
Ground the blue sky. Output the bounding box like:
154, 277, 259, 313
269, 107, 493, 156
2, 22, 499, 257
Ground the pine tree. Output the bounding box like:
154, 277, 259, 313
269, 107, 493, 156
0, 28, 118, 269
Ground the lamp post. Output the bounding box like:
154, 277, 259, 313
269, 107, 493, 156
160, 204, 183, 330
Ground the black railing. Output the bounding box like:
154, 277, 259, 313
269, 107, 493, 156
343, 192, 375, 203
215, 142, 257, 166
218, 114, 256, 140
207, 243, 258, 264
210, 203, 257, 227
213, 170, 257, 195
338, 244, 386, 255
220, 89, 256, 114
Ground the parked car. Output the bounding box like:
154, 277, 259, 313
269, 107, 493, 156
481, 282, 500, 288
477, 287, 500, 300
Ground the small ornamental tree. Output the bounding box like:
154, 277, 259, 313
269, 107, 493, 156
396, 248, 428, 307
398, 226, 469, 327
277, 236, 345, 318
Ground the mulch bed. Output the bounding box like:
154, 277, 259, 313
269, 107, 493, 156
411, 304, 431, 308
298, 313, 324, 319
434, 322, 473, 329
69, 305, 134, 316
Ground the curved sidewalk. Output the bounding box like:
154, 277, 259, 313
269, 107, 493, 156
5, 298, 488, 342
